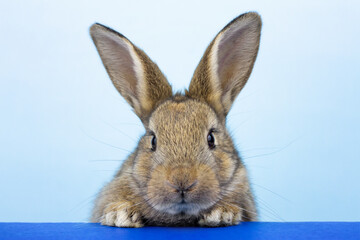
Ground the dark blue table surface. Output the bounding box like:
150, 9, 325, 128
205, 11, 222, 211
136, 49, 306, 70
0, 222, 359, 240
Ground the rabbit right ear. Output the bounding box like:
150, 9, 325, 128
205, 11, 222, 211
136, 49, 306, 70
186, 12, 262, 118
90, 23, 172, 122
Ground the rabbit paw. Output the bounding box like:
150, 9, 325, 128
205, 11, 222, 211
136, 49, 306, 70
101, 201, 143, 228
198, 206, 241, 227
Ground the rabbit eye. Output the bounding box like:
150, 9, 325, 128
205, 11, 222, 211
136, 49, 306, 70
207, 130, 215, 149
151, 134, 157, 151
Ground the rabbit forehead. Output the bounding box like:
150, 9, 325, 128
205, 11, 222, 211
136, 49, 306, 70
148, 98, 219, 134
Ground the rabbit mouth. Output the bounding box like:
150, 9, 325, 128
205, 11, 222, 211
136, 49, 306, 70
153, 201, 215, 216
164, 203, 202, 215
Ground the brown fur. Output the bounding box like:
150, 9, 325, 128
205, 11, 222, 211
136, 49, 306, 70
89, 12, 261, 227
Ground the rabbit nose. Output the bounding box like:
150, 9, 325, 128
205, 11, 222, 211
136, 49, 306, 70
166, 180, 198, 196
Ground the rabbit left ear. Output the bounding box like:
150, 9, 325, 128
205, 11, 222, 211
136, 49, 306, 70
90, 23, 172, 122
187, 12, 262, 117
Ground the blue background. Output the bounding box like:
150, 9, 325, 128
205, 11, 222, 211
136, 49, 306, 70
0, 0, 359, 222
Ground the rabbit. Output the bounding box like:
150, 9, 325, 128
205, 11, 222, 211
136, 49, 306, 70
89, 12, 261, 227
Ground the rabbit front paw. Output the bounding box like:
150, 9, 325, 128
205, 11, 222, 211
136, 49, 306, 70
198, 206, 242, 227
101, 201, 143, 228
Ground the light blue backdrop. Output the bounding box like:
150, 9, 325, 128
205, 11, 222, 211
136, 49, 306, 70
0, 0, 359, 222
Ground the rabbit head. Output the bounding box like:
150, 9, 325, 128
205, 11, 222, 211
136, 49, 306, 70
90, 12, 261, 221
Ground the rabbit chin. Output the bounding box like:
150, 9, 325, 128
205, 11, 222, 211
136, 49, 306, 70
155, 202, 212, 216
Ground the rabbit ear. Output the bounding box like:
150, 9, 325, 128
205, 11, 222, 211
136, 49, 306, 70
187, 12, 261, 117
90, 23, 172, 121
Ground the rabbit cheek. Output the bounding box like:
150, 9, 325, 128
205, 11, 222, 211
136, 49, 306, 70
132, 152, 154, 188
146, 165, 173, 211
195, 164, 221, 205
213, 150, 237, 185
